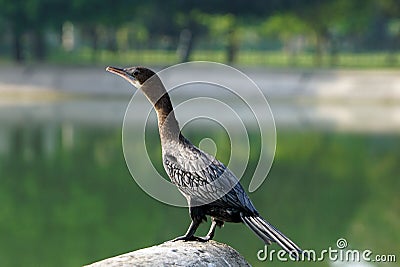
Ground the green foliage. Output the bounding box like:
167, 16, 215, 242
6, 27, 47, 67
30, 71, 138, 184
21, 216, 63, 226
259, 13, 311, 41
1, 0, 398, 64
197, 13, 235, 37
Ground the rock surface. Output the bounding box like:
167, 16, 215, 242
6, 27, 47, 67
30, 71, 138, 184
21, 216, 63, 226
84, 240, 251, 267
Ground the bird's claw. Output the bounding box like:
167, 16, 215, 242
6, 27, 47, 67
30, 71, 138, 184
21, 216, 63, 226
172, 235, 211, 242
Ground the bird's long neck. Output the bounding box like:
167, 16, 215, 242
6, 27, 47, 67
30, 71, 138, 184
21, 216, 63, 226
155, 94, 181, 145
141, 79, 180, 145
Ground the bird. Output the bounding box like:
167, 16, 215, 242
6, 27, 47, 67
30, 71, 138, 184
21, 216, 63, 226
106, 65, 305, 259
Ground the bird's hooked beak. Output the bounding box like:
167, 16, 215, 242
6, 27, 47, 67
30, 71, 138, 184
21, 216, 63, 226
106, 66, 139, 88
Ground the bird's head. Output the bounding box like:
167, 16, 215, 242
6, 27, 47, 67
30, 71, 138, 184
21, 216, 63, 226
106, 66, 156, 89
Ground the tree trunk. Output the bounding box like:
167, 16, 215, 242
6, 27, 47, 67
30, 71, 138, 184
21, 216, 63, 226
177, 29, 194, 63
227, 28, 239, 65
12, 28, 24, 63
33, 28, 46, 61
329, 38, 339, 67
86, 26, 99, 63
314, 34, 323, 67
385, 36, 399, 66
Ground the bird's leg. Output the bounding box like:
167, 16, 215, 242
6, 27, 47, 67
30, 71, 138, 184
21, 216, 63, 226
173, 206, 207, 242
172, 220, 202, 242
199, 218, 224, 241
173, 218, 224, 242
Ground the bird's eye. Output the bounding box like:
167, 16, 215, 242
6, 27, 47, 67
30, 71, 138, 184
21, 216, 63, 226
133, 70, 139, 76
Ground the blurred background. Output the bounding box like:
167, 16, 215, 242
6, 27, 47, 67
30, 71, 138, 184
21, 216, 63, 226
0, 0, 399, 266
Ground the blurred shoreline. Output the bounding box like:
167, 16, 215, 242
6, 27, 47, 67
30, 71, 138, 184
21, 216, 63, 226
0, 65, 399, 132
1, 65, 400, 99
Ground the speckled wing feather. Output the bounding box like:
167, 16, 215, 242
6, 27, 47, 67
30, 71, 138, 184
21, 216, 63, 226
163, 138, 257, 213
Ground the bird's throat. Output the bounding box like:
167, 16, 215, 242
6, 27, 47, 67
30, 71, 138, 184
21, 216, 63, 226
141, 77, 181, 145
153, 93, 180, 145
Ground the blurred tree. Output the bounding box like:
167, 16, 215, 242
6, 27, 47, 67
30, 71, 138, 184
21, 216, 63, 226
0, 0, 28, 62
260, 13, 311, 65
378, 0, 400, 64
178, 0, 276, 64
292, 0, 340, 66
70, 0, 128, 61
174, 1, 286, 63
327, 0, 374, 65
0, 0, 396, 65
289, 0, 374, 66
0, 0, 70, 62
193, 13, 238, 63
27, 0, 71, 61
175, 10, 204, 62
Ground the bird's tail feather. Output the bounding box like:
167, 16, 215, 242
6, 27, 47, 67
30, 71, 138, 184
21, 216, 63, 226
241, 213, 304, 259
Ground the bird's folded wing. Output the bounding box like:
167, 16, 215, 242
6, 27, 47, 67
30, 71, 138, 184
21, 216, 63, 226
164, 152, 256, 212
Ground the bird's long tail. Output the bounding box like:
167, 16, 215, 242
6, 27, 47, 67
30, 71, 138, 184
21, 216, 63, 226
240, 213, 304, 259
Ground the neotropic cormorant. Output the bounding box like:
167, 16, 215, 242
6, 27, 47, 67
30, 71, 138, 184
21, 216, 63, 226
106, 66, 305, 259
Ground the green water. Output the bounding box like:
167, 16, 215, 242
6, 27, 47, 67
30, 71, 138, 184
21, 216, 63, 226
0, 123, 399, 267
